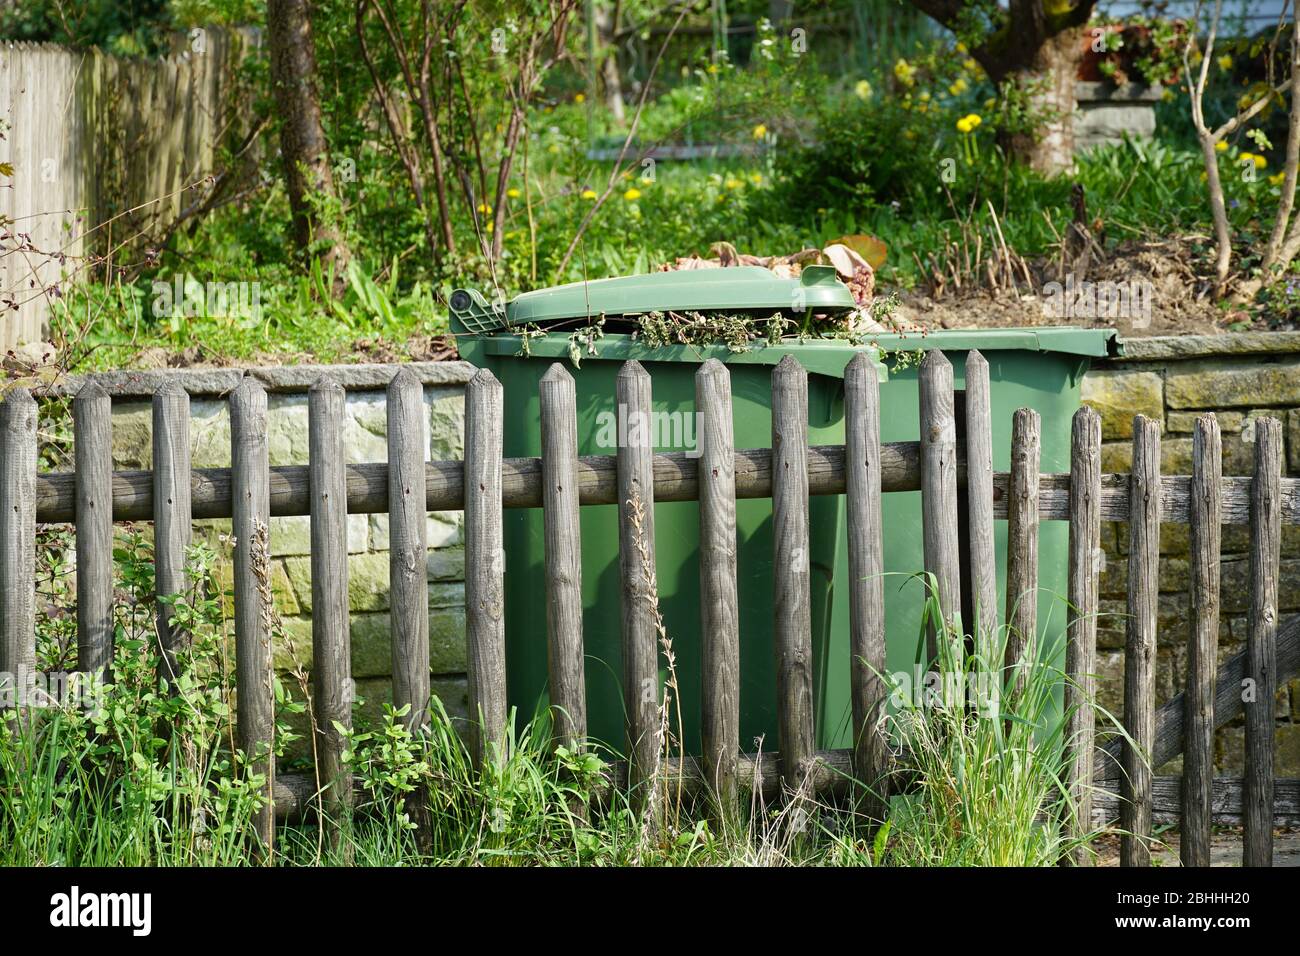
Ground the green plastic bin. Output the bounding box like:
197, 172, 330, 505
451, 271, 1117, 754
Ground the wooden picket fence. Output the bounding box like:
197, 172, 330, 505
1, 351, 1298, 865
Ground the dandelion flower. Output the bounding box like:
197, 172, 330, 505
1215, 140, 1228, 152
724, 177, 743, 190
581, 188, 597, 200
893, 58, 916, 87
506, 187, 521, 199
1270, 171, 1286, 186
854, 79, 873, 100
574, 92, 586, 104
949, 78, 968, 96
623, 188, 641, 201
476, 203, 490, 214
752, 123, 768, 139
1218, 54, 1233, 71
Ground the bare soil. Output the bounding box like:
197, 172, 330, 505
892, 237, 1283, 337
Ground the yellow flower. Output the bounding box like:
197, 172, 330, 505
1218, 54, 1233, 71
854, 79, 873, 100
1252, 153, 1267, 169
623, 188, 641, 201
1270, 171, 1286, 186
506, 187, 521, 199
1215, 140, 1228, 152
967, 113, 982, 129
724, 177, 743, 190
547, 144, 560, 154
749, 172, 763, 185
893, 58, 916, 87
581, 188, 597, 200
963, 58, 978, 74
574, 93, 586, 104
476, 203, 490, 214
984, 97, 997, 109
949, 77, 968, 96
919, 90, 931, 102
485, 221, 493, 232
957, 116, 973, 134
752, 123, 768, 139
955, 41, 967, 54
706, 64, 719, 74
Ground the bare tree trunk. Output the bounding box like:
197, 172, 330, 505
267, 0, 351, 273
596, 3, 625, 123
1004, 25, 1085, 174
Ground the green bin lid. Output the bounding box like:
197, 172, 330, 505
450, 265, 857, 335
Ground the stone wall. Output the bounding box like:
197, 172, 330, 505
1081, 333, 1300, 776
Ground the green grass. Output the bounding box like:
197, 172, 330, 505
2, 535, 1126, 867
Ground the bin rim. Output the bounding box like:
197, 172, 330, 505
457, 330, 888, 380
869, 326, 1119, 358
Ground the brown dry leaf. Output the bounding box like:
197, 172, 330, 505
829, 234, 888, 269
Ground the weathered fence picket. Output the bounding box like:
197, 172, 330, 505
1183, 414, 1222, 867
964, 351, 997, 659
153, 381, 192, 685
918, 350, 961, 661
0, 389, 36, 723
464, 369, 508, 766
772, 355, 815, 793
1006, 408, 1041, 688
230, 379, 274, 851
1245, 417, 1282, 867
74, 383, 114, 677
3, 352, 1297, 868
1064, 405, 1101, 865
1122, 415, 1161, 868
309, 378, 353, 840
616, 361, 660, 802
697, 359, 740, 812
845, 352, 887, 820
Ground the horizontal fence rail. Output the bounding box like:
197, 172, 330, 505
3, 349, 1298, 868
29, 450, 1300, 526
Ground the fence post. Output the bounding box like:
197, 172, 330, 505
74, 382, 114, 676
1244, 417, 1281, 867
845, 352, 888, 821
918, 350, 962, 663
1005, 408, 1041, 688
1183, 414, 1222, 868
1121, 414, 1160, 867
309, 376, 353, 849
387, 369, 430, 734
1064, 406, 1100, 865
152, 381, 192, 686
465, 369, 508, 766
539, 364, 586, 751
617, 360, 660, 805
964, 351, 997, 661
230, 379, 274, 851
772, 354, 814, 793
697, 358, 739, 815
0, 388, 36, 726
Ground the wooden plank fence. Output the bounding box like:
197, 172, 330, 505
1, 352, 1299, 865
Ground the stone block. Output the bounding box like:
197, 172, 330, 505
1082, 369, 1164, 440
1166, 357, 1300, 409
368, 512, 461, 551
